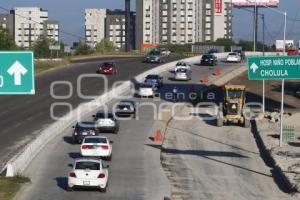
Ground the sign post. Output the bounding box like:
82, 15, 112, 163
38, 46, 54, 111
248, 55, 300, 147
0, 51, 35, 95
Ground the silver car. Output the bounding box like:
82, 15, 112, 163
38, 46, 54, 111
174, 67, 192, 81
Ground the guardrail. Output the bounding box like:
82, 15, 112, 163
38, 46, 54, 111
1, 52, 271, 176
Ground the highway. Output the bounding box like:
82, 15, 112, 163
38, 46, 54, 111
0, 56, 181, 169
17, 59, 247, 200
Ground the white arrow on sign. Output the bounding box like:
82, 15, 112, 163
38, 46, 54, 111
7, 61, 28, 85
250, 63, 259, 73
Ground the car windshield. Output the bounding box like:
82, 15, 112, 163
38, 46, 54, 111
149, 51, 161, 56
96, 112, 114, 119
146, 75, 159, 79
227, 90, 244, 99
75, 161, 100, 170
229, 53, 237, 56
140, 84, 153, 88
103, 62, 114, 66
202, 55, 212, 59
76, 122, 95, 131
84, 137, 107, 144
176, 68, 187, 73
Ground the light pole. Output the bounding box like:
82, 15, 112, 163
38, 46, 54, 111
280, 12, 287, 147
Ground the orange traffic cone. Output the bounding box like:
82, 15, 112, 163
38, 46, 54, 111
201, 75, 209, 84
214, 68, 221, 76
154, 130, 163, 142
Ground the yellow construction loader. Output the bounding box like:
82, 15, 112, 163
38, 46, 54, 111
217, 85, 250, 128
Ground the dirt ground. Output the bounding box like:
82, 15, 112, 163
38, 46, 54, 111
228, 72, 300, 113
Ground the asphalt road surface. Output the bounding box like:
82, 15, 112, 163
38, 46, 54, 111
18, 60, 244, 200
0, 56, 181, 169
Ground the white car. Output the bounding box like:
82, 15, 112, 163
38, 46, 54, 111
175, 65, 191, 72
174, 67, 192, 81
227, 52, 241, 63
138, 83, 157, 97
81, 136, 112, 160
67, 158, 109, 192
93, 110, 119, 133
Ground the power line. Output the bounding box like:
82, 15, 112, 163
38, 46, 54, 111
0, 6, 84, 41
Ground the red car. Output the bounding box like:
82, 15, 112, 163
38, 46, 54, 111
97, 62, 117, 74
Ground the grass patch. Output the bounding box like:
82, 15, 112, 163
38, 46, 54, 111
35, 59, 70, 74
0, 176, 30, 200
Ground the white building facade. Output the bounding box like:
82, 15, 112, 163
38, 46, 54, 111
136, 0, 232, 48
85, 8, 106, 48
14, 7, 49, 48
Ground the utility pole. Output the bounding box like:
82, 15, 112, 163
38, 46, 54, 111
125, 0, 131, 52
262, 14, 265, 55
262, 14, 265, 113
253, 3, 258, 52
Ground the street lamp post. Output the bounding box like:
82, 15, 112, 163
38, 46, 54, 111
279, 12, 287, 147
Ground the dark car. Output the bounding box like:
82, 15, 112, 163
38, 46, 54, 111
143, 51, 166, 63
295, 88, 300, 98
144, 74, 163, 88
97, 62, 117, 74
208, 49, 219, 54
115, 100, 136, 118
93, 110, 119, 133
200, 54, 218, 66
233, 50, 246, 61
72, 121, 97, 144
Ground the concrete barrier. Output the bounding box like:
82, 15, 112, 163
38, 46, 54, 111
2, 52, 269, 176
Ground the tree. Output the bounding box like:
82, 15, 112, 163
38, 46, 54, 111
75, 42, 93, 55
32, 35, 52, 58
95, 38, 115, 53
215, 38, 236, 52
0, 26, 18, 50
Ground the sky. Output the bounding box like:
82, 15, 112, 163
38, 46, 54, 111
0, 0, 299, 46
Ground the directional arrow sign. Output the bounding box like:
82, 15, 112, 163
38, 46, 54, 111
0, 51, 35, 94
7, 61, 28, 85
247, 55, 300, 80
250, 63, 259, 73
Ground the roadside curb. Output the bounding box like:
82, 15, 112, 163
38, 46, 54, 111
251, 119, 299, 194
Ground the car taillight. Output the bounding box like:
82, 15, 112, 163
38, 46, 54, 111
73, 131, 78, 136
101, 145, 109, 150
82, 145, 89, 149
69, 172, 76, 178
91, 131, 96, 135
98, 173, 105, 178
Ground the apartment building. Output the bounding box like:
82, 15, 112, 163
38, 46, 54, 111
14, 7, 48, 48
43, 20, 59, 42
136, 0, 232, 49
0, 12, 14, 38
105, 9, 136, 50
85, 8, 106, 48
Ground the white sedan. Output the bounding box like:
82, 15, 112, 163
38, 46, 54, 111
226, 52, 241, 63
80, 136, 112, 160
138, 83, 157, 97
67, 158, 109, 192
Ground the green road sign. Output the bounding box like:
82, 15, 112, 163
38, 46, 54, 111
247, 55, 300, 80
0, 51, 35, 95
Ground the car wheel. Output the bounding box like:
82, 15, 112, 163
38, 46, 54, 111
100, 187, 107, 193
107, 154, 112, 161
67, 186, 73, 192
